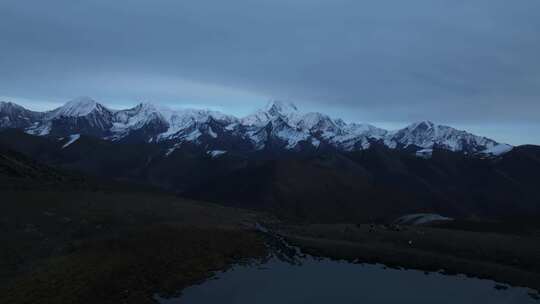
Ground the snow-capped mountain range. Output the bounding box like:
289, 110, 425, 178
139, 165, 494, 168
0, 97, 512, 157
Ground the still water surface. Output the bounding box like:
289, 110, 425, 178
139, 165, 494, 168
157, 256, 538, 304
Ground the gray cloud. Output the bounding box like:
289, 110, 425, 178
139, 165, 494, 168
1, 0, 539, 144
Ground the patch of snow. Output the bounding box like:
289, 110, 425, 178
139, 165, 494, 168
225, 123, 237, 131
183, 129, 202, 141
208, 127, 217, 138
62, 134, 80, 149
26, 122, 51, 136
207, 150, 227, 158
245, 128, 268, 150
276, 128, 309, 149
482, 144, 513, 156
296, 112, 333, 131
415, 148, 433, 159
165, 145, 179, 157
241, 110, 272, 126
395, 213, 453, 226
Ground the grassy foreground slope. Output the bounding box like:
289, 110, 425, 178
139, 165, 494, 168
0, 190, 268, 304
2, 141, 540, 302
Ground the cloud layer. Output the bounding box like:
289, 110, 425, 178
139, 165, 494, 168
1, 0, 539, 144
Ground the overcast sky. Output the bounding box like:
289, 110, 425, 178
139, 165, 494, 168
1, 0, 539, 145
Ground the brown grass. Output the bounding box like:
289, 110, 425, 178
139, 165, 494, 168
1, 225, 266, 304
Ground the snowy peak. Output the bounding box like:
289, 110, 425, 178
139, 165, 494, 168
388, 121, 505, 154
296, 112, 335, 131
250, 116, 309, 150
0, 101, 25, 111
110, 102, 239, 142
346, 123, 387, 137
26, 97, 117, 137
134, 102, 160, 113
118, 102, 165, 121
52, 97, 108, 118
265, 100, 298, 116
407, 120, 436, 132
241, 102, 387, 151
112, 102, 168, 135
0, 101, 39, 116
0, 97, 515, 157
241, 100, 299, 127
0, 101, 41, 129
392, 121, 440, 143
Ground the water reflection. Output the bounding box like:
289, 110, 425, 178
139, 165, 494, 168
157, 256, 538, 304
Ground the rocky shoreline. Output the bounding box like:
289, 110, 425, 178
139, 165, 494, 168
278, 223, 540, 299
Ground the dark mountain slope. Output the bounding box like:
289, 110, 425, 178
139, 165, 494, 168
0, 145, 84, 190
0, 129, 63, 163
0, 129, 250, 191
188, 145, 540, 222
186, 152, 460, 222
1, 129, 538, 222
345, 145, 540, 217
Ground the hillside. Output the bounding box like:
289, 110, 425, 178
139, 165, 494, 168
2, 129, 538, 222
188, 145, 540, 222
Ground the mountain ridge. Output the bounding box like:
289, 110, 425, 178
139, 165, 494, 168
0, 98, 512, 157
